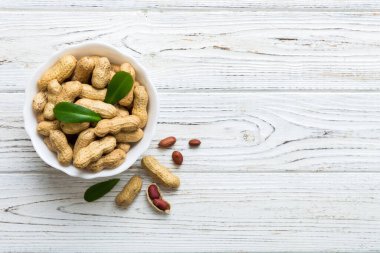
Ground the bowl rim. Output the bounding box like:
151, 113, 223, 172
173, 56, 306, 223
23, 41, 159, 179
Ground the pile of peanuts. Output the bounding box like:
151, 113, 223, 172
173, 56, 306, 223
115, 137, 201, 214
32, 55, 148, 172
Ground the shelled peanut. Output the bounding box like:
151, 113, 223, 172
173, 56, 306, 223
32, 54, 149, 172
146, 183, 171, 214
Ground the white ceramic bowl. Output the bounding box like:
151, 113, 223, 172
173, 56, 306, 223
23, 42, 159, 179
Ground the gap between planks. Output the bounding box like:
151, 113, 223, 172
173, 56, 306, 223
4, 90, 380, 94
2, 8, 380, 13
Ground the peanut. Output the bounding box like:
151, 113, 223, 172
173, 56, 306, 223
86, 149, 126, 172
146, 183, 171, 214
44, 80, 82, 120
37, 120, 60, 136
132, 85, 148, 128
38, 55, 77, 91
120, 62, 136, 80
49, 130, 73, 166
80, 84, 107, 101
119, 81, 139, 107
172, 151, 183, 165
43, 79, 61, 120
141, 156, 180, 188
46, 79, 62, 102
115, 175, 142, 208
94, 115, 140, 137
72, 56, 95, 83
117, 143, 130, 153
92, 57, 111, 89
73, 128, 96, 157
158, 136, 176, 148
111, 64, 120, 72
189, 139, 201, 147
110, 70, 116, 79
32, 92, 47, 112
43, 103, 55, 120
153, 199, 170, 212
75, 98, 117, 119
57, 81, 83, 103
60, 122, 90, 135
115, 128, 144, 143
44, 137, 56, 152
116, 105, 129, 117
147, 184, 160, 199
89, 56, 100, 65
36, 113, 45, 123
73, 136, 116, 169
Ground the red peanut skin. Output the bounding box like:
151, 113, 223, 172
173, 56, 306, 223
158, 136, 176, 148
148, 184, 160, 199
189, 139, 201, 147
172, 151, 183, 165
153, 198, 170, 211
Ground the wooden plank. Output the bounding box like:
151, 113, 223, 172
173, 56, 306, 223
2, 0, 380, 11
0, 172, 379, 252
3, 92, 380, 173
2, 11, 380, 92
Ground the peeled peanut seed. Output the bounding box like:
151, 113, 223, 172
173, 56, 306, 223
115, 175, 142, 208
172, 151, 183, 165
189, 139, 201, 147
158, 136, 176, 148
153, 199, 170, 212
148, 184, 160, 199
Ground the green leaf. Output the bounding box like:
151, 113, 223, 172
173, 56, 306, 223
84, 178, 120, 202
53, 102, 101, 123
104, 71, 134, 104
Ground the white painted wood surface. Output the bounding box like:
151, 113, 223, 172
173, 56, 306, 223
1, 2, 380, 252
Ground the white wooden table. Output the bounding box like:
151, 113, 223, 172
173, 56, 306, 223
1, 1, 380, 252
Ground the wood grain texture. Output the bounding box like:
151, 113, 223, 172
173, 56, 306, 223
2, 0, 380, 11
2, 3, 380, 252
1, 172, 380, 252
2, 93, 380, 173
2, 11, 380, 92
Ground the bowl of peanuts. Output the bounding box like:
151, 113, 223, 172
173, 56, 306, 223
23, 42, 159, 179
